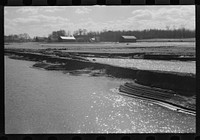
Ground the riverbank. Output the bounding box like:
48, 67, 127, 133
5, 48, 196, 97
5, 56, 195, 133
119, 82, 195, 115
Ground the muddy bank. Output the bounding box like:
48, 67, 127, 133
6, 45, 195, 61
119, 82, 195, 114
5, 48, 195, 97
40, 43, 195, 61
59, 52, 195, 61
72, 52, 195, 61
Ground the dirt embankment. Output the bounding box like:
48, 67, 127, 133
119, 82, 196, 115
5, 48, 196, 97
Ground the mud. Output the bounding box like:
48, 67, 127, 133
119, 82, 196, 113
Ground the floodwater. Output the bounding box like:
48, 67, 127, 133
5, 57, 195, 133
87, 58, 196, 74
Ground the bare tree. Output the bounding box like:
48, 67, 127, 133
78, 29, 83, 35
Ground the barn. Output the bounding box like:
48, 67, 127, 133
90, 36, 100, 42
75, 35, 90, 42
119, 36, 137, 43
60, 36, 76, 42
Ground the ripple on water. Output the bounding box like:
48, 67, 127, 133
89, 89, 195, 133
5, 57, 195, 133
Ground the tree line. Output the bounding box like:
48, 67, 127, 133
4, 28, 195, 42
4, 33, 31, 42
46, 28, 195, 42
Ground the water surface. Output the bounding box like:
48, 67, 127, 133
5, 57, 195, 133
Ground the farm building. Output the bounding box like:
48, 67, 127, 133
34, 37, 48, 42
60, 36, 76, 42
75, 35, 90, 42
90, 36, 100, 42
119, 36, 137, 43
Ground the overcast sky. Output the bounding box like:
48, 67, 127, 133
4, 6, 195, 37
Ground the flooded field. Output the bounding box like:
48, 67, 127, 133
5, 56, 195, 133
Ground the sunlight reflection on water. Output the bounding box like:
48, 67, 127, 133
82, 87, 195, 133
5, 57, 195, 133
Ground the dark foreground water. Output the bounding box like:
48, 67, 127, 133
5, 57, 195, 133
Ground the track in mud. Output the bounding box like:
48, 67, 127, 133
119, 82, 195, 116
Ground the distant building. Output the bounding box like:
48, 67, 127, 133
35, 37, 48, 42
60, 36, 76, 42
90, 36, 100, 42
49, 36, 59, 42
75, 36, 90, 42
119, 36, 137, 43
